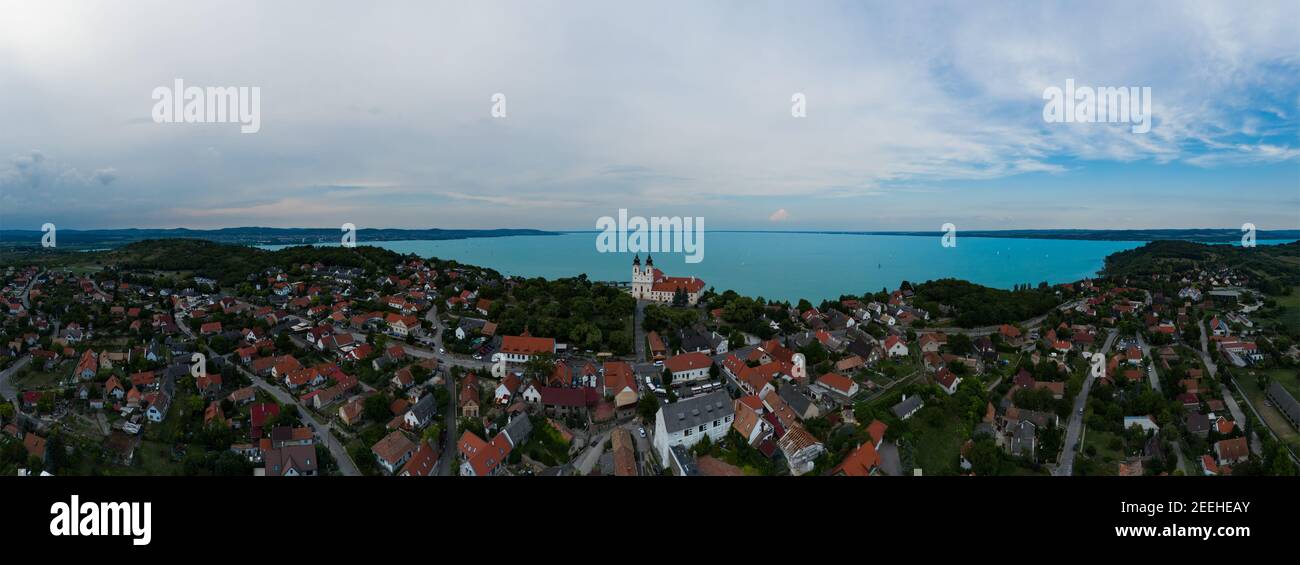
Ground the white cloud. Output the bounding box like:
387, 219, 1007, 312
0, 0, 1295, 229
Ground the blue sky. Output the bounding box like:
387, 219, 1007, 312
1, 0, 1297, 231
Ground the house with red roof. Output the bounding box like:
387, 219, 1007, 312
372, 430, 417, 474
934, 367, 961, 395
399, 440, 440, 476
884, 335, 908, 357
497, 334, 556, 364
664, 352, 712, 383
814, 372, 858, 398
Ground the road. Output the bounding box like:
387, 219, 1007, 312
2, 271, 45, 408
572, 420, 651, 475
633, 300, 647, 363
423, 306, 460, 476
19, 269, 43, 309
178, 307, 361, 476
1135, 333, 1162, 394
1055, 328, 1117, 476
0, 355, 32, 402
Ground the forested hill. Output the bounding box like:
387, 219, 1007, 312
1103, 240, 1300, 293
0, 227, 557, 249
99, 239, 409, 286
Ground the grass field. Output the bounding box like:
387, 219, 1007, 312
1263, 368, 1300, 399
1268, 287, 1300, 334
13, 365, 67, 390
1080, 428, 1126, 470
911, 406, 964, 475
1237, 372, 1300, 452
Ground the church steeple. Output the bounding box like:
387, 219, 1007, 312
645, 255, 654, 267
632, 254, 641, 266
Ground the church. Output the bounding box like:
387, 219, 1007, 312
631, 255, 705, 305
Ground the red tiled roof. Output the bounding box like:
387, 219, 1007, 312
664, 352, 712, 373
501, 335, 555, 356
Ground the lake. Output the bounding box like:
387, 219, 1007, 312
261, 231, 1202, 303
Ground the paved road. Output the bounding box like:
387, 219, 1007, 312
2, 272, 44, 407
424, 306, 460, 476
1135, 332, 1162, 393
19, 269, 43, 309
573, 421, 648, 475
1055, 329, 1117, 476
633, 300, 647, 363
0, 355, 32, 402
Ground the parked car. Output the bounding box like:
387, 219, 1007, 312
638, 427, 646, 438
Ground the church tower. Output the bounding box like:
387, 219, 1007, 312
632, 254, 652, 299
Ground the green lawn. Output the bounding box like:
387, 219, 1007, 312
1080, 428, 1126, 469
131, 440, 197, 475
1263, 369, 1300, 399
910, 406, 965, 475
13, 366, 68, 390
1267, 287, 1300, 334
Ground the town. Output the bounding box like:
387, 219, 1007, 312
0, 239, 1296, 477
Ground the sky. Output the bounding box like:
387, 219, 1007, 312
0, 0, 1298, 232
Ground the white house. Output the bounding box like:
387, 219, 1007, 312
884, 336, 908, 357
495, 335, 556, 364
145, 392, 171, 423
778, 424, 825, 476
653, 391, 734, 468
663, 352, 712, 383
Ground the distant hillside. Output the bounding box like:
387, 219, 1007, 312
0, 227, 558, 250
791, 228, 1300, 242
88, 239, 408, 286
1103, 240, 1300, 293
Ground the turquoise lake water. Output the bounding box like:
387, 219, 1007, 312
262, 232, 1217, 303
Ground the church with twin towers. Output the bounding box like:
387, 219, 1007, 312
630, 254, 706, 306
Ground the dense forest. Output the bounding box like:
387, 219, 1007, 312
912, 278, 1061, 327
492, 274, 635, 355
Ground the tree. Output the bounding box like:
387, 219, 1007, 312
363, 393, 392, 422
637, 393, 659, 424
969, 436, 1003, 475
524, 352, 556, 381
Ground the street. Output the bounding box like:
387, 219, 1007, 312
423, 306, 461, 476
1135, 332, 1162, 394
1055, 328, 1116, 476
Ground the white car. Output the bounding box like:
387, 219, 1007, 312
638, 427, 646, 438
439, 348, 446, 355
